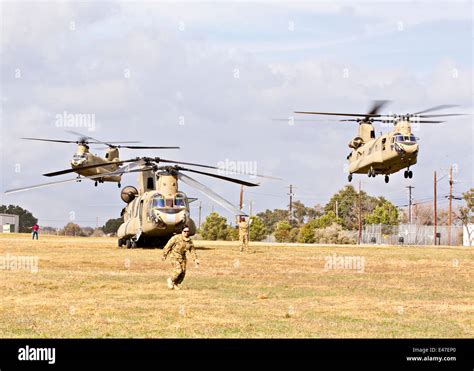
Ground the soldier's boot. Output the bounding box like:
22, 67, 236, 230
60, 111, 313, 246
167, 277, 174, 290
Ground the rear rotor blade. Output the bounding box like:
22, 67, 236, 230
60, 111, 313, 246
413, 105, 458, 115
177, 172, 247, 216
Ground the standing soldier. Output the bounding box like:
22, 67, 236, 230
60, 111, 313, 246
31, 223, 40, 240
238, 216, 252, 253
162, 225, 199, 290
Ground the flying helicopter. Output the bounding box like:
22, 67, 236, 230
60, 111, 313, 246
21, 130, 179, 187
294, 101, 464, 183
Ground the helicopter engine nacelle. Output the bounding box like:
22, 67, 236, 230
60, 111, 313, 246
349, 137, 364, 149
121, 186, 138, 203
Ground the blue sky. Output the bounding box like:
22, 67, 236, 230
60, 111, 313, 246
1, 1, 472, 228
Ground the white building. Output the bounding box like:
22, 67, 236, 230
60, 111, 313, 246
0, 213, 20, 233
463, 224, 474, 246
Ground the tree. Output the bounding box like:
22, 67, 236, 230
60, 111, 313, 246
297, 211, 341, 243
457, 188, 474, 245
249, 216, 267, 241
102, 217, 124, 235
273, 221, 292, 242
306, 204, 323, 220
257, 209, 289, 233
61, 222, 83, 236
81, 226, 94, 237
0, 204, 38, 233
364, 200, 399, 225
291, 200, 307, 225
324, 186, 384, 230
200, 212, 231, 240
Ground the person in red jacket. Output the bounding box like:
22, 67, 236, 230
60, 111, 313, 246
31, 223, 39, 240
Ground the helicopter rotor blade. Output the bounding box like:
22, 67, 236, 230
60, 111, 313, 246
294, 111, 381, 117
21, 137, 79, 144
417, 113, 466, 118
43, 158, 140, 177
413, 105, 459, 115
118, 145, 180, 149
177, 172, 247, 216
176, 167, 259, 187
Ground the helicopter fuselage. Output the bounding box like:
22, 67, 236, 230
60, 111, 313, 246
117, 173, 197, 248
347, 120, 419, 176
71, 145, 122, 182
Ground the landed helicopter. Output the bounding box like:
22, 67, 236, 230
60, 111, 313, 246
112, 156, 277, 248
22, 130, 179, 187
294, 101, 464, 183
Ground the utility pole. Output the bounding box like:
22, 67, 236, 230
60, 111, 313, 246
358, 180, 362, 244
448, 165, 453, 245
406, 186, 414, 224
288, 184, 295, 223
198, 201, 202, 229
249, 196, 253, 217
434, 171, 437, 245
239, 185, 244, 211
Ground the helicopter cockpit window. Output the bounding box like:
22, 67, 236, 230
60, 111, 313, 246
152, 194, 165, 208
72, 154, 86, 160
395, 134, 416, 144
175, 193, 187, 208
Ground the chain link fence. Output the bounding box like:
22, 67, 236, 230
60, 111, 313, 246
362, 224, 463, 245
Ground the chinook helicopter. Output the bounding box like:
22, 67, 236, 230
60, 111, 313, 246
113, 156, 278, 248
22, 131, 179, 187
294, 101, 464, 183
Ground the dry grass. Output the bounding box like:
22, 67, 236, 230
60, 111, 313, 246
0, 233, 472, 338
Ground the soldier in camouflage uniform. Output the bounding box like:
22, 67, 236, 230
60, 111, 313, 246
238, 217, 252, 253
162, 226, 199, 290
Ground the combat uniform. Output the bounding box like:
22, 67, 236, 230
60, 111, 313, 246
238, 221, 250, 253
163, 234, 198, 289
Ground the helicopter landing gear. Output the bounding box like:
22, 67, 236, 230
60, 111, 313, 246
118, 239, 123, 248
118, 182, 121, 188
368, 168, 376, 177
131, 240, 138, 249
385, 175, 390, 183
94, 181, 98, 187
125, 239, 132, 249
404, 169, 413, 179
348, 173, 353, 182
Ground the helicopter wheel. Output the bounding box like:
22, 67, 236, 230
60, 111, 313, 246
131, 240, 138, 249
118, 182, 121, 188
118, 239, 123, 248
94, 181, 98, 187
348, 173, 353, 182
125, 239, 132, 249
385, 175, 389, 183
408, 171, 413, 179
404, 170, 408, 178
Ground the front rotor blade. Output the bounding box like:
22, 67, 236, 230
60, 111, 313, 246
120, 146, 180, 149
413, 105, 459, 115
4, 178, 84, 194
178, 167, 259, 187
21, 137, 77, 144
294, 111, 381, 117
177, 173, 247, 216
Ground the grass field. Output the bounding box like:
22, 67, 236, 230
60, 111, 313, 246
0, 233, 472, 338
